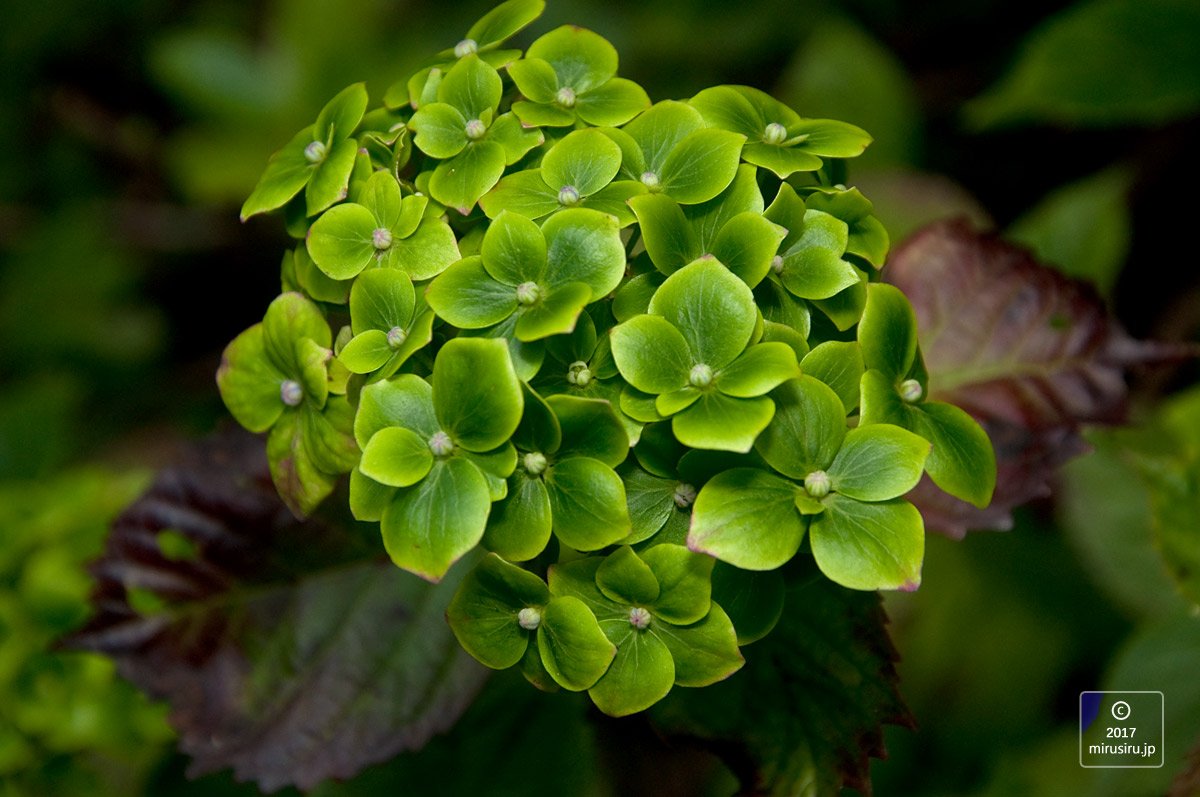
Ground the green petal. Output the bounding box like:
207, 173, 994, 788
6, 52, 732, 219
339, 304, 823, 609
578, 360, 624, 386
610, 314, 692, 394
387, 218, 462, 280
791, 118, 872, 158
483, 472, 553, 561
241, 127, 316, 220
858, 283, 919, 381
688, 467, 806, 570
481, 210, 548, 285
307, 203, 378, 280
507, 57, 559, 103
547, 394, 630, 467
596, 545, 661, 606
305, 138, 358, 215
911, 401, 997, 508
546, 457, 630, 551
801, 341, 864, 412
810, 495, 924, 591
429, 141, 508, 214
314, 82, 368, 141
349, 267, 415, 335
649, 257, 757, 369
410, 102, 469, 159
588, 624, 675, 717
382, 457, 492, 581
672, 392, 774, 453
641, 544, 714, 626
754, 376, 846, 480
709, 211, 787, 288
659, 128, 746, 205
653, 603, 744, 687
538, 596, 617, 691
217, 324, 287, 433
527, 25, 618, 93
433, 337, 524, 452
446, 551, 549, 670
542, 208, 625, 297
359, 426, 435, 488
426, 255, 518, 329
628, 193, 699, 276
339, 330, 392, 374
576, 77, 651, 126
741, 142, 823, 178
439, 53, 503, 119
515, 281, 592, 341
487, 113, 545, 164
709, 562, 784, 645
779, 210, 858, 301
466, 0, 546, 49
542, 128, 622, 197
354, 374, 438, 448
716, 342, 800, 398
479, 169, 560, 220
511, 100, 577, 127
623, 100, 705, 175
828, 424, 930, 502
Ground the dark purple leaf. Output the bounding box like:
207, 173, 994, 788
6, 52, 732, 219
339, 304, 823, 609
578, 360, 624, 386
66, 429, 488, 792
650, 563, 912, 796
886, 219, 1188, 536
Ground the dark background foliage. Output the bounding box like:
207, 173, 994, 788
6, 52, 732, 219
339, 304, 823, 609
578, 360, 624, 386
2, 0, 1199, 794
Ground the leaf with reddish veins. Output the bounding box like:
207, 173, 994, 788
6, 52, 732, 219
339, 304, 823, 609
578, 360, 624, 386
66, 429, 488, 792
886, 219, 1189, 536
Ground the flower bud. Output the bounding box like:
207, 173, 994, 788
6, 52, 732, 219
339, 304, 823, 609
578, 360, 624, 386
804, 470, 831, 499
303, 140, 327, 164
566, 361, 592, 386
464, 118, 486, 140
372, 227, 393, 250
689, 363, 714, 388
557, 185, 581, 206
899, 379, 923, 403
763, 122, 788, 145
517, 607, 541, 630
555, 86, 577, 108
516, 281, 541, 305
523, 451, 548, 476
428, 431, 454, 457
454, 38, 478, 58
280, 380, 304, 407
673, 482, 697, 509
628, 607, 652, 630
386, 326, 408, 349
640, 171, 660, 190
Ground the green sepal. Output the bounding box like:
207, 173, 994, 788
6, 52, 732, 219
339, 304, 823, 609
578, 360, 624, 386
777, 210, 858, 300
641, 544, 714, 626
622, 467, 677, 545
658, 128, 747, 205
548, 394, 630, 467
526, 25, 618, 94
354, 373, 437, 448
596, 545, 661, 606
656, 387, 702, 417
438, 53, 503, 119
446, 552, 550, 670
710, 562, 784, 645
429, 141, 508, 213
483, 471, 553, 562
266, 406, 337, 519
541, 128, 622, 197
909, 401, 997, 508
610, 314, 692, 395
710, 211, 787, 288
755, 376, 847, 479
479, 169, 561, 220
801, 341, 863, 412
514, 281, 592, 341
513, 383, 563, 455
304, 138, 358, 216
359, 427, 435, 488
381, 457, 492, 582
628, 193, 698, 276
542, 208, 625, 298
809, 495, 924, 591
409, 102, 469, 159
588, 626, 675, 717
262, 291, 332, 374
487, 113, 545, 163
426, 255, 519, 329
622, 100, 705, 177
511, 99, 576, 127
612, 272, 662, 322
672, 393, 774, 454
803, 187, 889, 268
716, 342, 800, 398
654, 603, 744, 687
688, 467, 807, 570
217, 324, 287, 433
465, 0, 546, 50
858, 283, 918, 381
433, 337, 524, 452
828, 424, 930, 502
349, 467, 393, 522
538, 596, 617, 691
575, 77, 650, 126
545, 457, 631, 551
649, 257, 757, 369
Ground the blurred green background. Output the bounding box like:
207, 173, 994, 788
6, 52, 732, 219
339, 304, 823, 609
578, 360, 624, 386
2, 0, 1199, 794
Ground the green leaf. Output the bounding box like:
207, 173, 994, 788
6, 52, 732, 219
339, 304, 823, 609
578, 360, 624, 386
659, 129, 746, 205
307, 203, 378, 280
359, 427, 435, 488
354, 374, 438, 448
483, 471, 553, 561
527, 26, 618, 94
673, 393, 774, 453
910, 401, 997, 508
546, 457, 630, 551
629, 193, 699, 275
433, 337, 523, 452
507, 57, 559, 104
710, 212, 787, 288
610, 314, 692, 394
426, 256, 518, 329
965, 0, 1200, 128
642, 544, 714, 626
439, 53, 503, 119
828, 424, 929, 502
446, 552, 549, 670
575, 77, 651, 126
754, 376, 846, 479
596, 545, 661, 605
589, 629, 675, 717
429, 141, 508, 213
649, 257, 757, 369
801, 341, 863, 411
515, 281, 592, 341
538, 596, 618, 690
710, 563, 784, 645
217, 325, 287, 433
350, 268, 415, 335
479, 169, 560, 220
466, 0, 546, 48
305, 139, 359, 215
410, 102, 469, 159
858, 283, 918, 381
716, 342, 800, 398
654, 603, 744, 687
689, 468, 806, 569
778, 210, 858, 300
810, 495, 923, 591
541, 128, 622, 197
548, 394, 630, 467
543, 208, 625, 297
382, 457, 492, 581
241, 127, 317, 220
